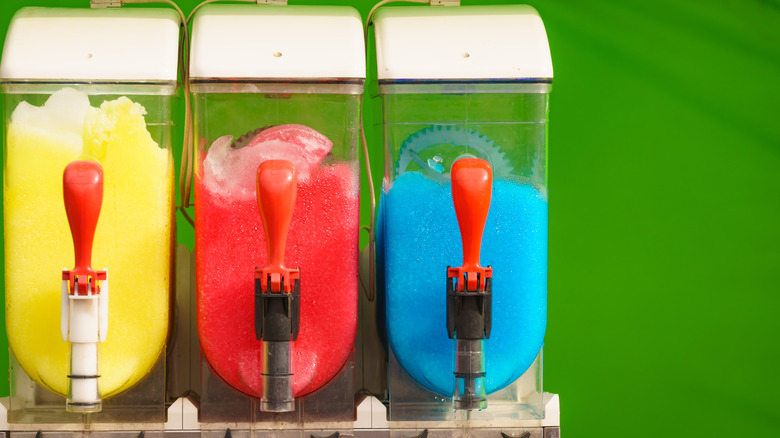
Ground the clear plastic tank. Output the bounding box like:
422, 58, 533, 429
374, 5, 552, 426
380, 82, 549, 422
0, 7, 178, 425
189, 5, 364, 432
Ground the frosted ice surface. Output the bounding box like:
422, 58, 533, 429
12, 88, 91, 136
9, 88, 93, 155
247, 124, 332, 168
11, 102, 47, 128
203, 124, 333, 200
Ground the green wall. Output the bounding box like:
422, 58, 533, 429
1, 1, 778, 437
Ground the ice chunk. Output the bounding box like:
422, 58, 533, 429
43, 87, 92, 136
202, 124, 333, 200
248, 124, 332, 171
202, 135, 240, 198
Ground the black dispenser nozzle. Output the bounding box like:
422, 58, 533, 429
447, 273, 492, 411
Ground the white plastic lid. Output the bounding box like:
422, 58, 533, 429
189, 5, 365, 81
0, 7, 180, 82
374, 5, 553, 81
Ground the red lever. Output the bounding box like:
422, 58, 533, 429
447, 158, 493, 292
62, 161, 106, 296
256, 160, 300, 293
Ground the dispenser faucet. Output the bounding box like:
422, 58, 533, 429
254, 160, 301, 412
446, 158, 493, 411
60, 160, 109, 413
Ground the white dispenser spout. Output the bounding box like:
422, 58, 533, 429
61, 273, 108, 413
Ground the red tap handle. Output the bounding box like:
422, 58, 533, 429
63, 161, 105, 296
448, 158, 493, 292
256, 160, 300, 293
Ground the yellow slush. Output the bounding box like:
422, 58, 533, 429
4, 88, 172, 398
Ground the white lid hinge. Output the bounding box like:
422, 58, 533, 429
90, 0, 121, 8
89, 0, 289, 8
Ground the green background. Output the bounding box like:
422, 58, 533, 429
1, 0, 778, 436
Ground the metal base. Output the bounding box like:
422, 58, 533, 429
0, 393, 560, 438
